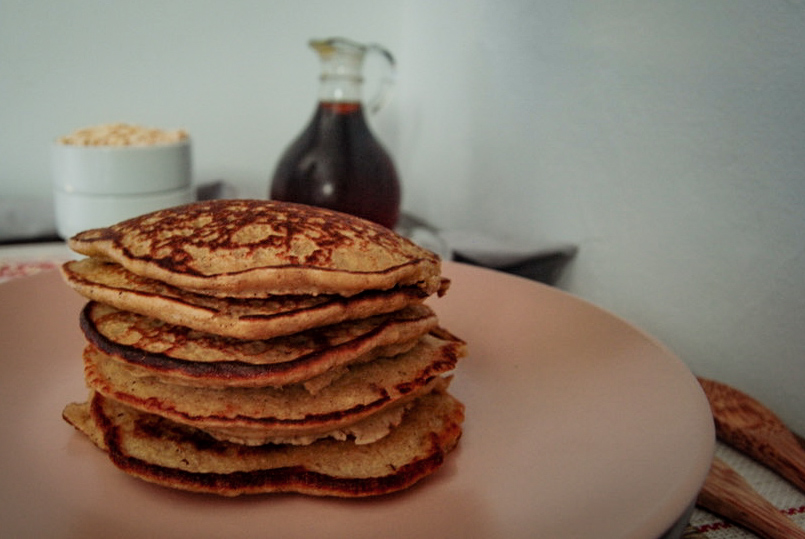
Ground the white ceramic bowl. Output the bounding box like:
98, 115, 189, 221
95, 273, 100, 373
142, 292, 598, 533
52, 139, 194, 239
52, 139, 191, 195
53, 186, 195, 240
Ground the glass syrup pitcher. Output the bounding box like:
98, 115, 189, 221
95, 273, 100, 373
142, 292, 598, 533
269, 37, 401, 229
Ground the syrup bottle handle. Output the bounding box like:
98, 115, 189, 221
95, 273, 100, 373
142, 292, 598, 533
365, 43, 396, 115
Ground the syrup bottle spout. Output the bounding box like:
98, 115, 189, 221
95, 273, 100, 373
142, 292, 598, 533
309, 37, 396, 115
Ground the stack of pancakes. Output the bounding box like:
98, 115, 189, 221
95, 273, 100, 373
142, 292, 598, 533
60, 199, 465, 497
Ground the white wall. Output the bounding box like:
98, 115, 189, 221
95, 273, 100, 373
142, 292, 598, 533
396, 0, 805, 434
0, 0, 404, 198
3, 1, 804, 433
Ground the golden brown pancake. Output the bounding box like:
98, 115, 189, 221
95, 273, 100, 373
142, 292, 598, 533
62, 387, 464, 497
59, 199, 466, 498
79, 301, 438, 388
67, 199, 443, 298
82, 329, 465, 445
62, 258, 439, 340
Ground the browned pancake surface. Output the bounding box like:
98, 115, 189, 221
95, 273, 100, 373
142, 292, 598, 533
81, 301, 437, 388
64, 388, 464, 497
67, 199, 442, 298
62, 258, 434, 340
82, 330, 465, 440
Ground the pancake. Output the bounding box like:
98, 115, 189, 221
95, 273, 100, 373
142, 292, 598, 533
59, 199, 466, 498
67, 199, 443, 298
62, 387, 464, 497
82, 329, 465, 445
80, 301, 438, 388
62, 258, 439, 340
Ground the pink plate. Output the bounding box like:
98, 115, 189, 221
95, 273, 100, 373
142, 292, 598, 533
0, 262, 713, 538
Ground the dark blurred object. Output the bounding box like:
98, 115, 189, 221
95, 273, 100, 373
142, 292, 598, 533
0, 197, 60, 245
453, 245, 577, 286
396, 214, 577, 287
196, 180, 237, 201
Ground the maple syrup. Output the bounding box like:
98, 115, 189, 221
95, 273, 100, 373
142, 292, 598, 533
269, 38, 401, 229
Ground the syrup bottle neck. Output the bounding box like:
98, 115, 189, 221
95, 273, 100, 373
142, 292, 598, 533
310, 38, 394, 113
318, 68, 363, 104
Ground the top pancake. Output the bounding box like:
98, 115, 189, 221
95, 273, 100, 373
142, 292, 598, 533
68, 199, 442, 298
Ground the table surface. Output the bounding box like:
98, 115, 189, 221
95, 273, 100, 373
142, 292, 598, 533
2, 242, 804, 539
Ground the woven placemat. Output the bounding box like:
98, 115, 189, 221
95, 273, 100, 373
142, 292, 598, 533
0, 243, 71, 284
0, 259, 65, 283
684, 439, 805, 538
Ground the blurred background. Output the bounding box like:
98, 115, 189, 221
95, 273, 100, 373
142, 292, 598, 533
2, 1, 804, 433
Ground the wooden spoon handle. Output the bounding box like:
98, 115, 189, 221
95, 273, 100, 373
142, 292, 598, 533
697, 457, 805, 539
698, 377, 805, 493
